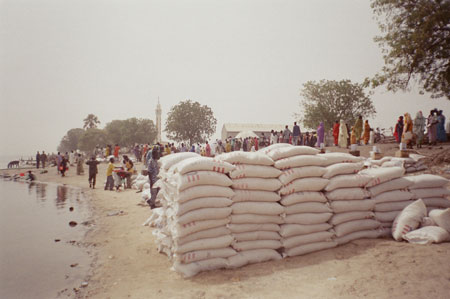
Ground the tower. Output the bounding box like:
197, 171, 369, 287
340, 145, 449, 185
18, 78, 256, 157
156, 98, 162, 143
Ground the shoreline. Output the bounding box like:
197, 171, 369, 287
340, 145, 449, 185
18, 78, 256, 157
2, 143, 450, 298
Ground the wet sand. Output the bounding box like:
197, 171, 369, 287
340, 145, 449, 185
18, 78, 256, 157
2, 143, 450, 299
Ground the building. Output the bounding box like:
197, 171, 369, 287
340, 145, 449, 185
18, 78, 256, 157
221, 123, 286, 141
156, 99, 162, 143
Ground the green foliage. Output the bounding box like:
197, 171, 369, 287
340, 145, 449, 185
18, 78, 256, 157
104, 118, 157, 147
165, 100, 217, 145
83, 114, 101, 129
57, 128, 85, 153
78, 128, 108, 152
367, 0, 450, 99
298, 80, 376, 131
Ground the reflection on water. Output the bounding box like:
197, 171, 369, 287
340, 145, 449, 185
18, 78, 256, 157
0, 180, 91, 299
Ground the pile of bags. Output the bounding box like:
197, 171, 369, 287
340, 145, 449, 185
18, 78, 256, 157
151, 153, 238, 277
269, 145, 336, 257
405, 174, 450, 212
216, 151, 284, 267
366, 155, 427, 173
323, 153, 380, 245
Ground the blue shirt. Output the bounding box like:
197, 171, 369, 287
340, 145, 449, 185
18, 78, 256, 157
147, 158, 159, 186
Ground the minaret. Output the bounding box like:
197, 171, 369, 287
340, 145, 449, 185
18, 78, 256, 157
156, 98, 162, 143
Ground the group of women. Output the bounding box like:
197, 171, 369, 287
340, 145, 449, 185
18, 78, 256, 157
332, 116, 372, 148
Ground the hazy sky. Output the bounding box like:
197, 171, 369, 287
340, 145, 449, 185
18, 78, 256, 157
1, 0, 449, 156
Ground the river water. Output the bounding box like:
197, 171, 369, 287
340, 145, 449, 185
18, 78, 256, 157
0, 179, 92, 299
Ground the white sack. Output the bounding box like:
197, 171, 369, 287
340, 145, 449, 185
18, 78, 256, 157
177, 226, 230, 246
177, 185, 235, 203
325, 174, 372, 191
284, 212, 332, 225
231, 214, 284, 224
283, 241, 337, 257
227, 249, 281, 268
279, 177, 329, 195
173, 171, 233, 191
325, 188, 370, 201
177, 207, 232, 225
274, 155, 326, 170
174, 197, 232, 216
279, 166, 326, 185
282, 231, 334, 249
429, 208, 450, 232
368, 177, 413, 197
217, 151, 274, 166
232, 190, 281, 203
322, 162, 364, 179
176, 247, 236, 264
330, 211, 375, 225
373, 190, 414, 204
230, 164, 281, 179
320, 152, 363, 166
285, 202, 332, 214
421, 198, 450, 208
232, 177, 282, 192
232, 239, 281, 251
159, 152, 199, 171
375, 200, 414, 212
173, 258, 228, 278
335, 229, 380, 245
171, 157, 235, 175
232, 202, 285, 215
404, 226, 450, 244
228, 223, 280, 233
334, 219, 381, 237
330, 199, 375, 213
233, 231, 281, 242
361, 167, 405, 187
172, 218, 230, 238
411, 187, 450, 199
375, 211, 402, 223
392, 199, 427, 241
405, 174, 449, 189
280, 192, 327, 206
279, 223, 332, 238
267, 146, 319, 160
174, 235, 234, 254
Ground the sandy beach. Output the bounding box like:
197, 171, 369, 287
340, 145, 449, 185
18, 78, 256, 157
3, 144, 450, 299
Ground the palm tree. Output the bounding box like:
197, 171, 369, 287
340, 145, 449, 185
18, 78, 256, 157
83, 114, 100, 129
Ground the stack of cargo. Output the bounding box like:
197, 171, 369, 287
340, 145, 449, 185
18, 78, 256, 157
269, 146, 336, 257
216, 151, 284, 267
153, 155, 238, 277
322, 153, 380, 245
405, 174, 450, 213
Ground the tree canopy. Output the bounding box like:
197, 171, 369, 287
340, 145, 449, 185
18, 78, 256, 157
57, 128, 85, 153
298, 80, 376, 131
366, 0, 450, 99
165, 100, 217, 145
78, 128, 108, 152
104, 118, 157, 147
83, 114, 101, 129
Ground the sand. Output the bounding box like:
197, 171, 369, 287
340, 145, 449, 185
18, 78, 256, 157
3, 143, 450, 299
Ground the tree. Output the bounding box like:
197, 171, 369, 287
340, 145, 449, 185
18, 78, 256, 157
57, 128, 85, 153
298, 80, 376, 131
366, 0, 450, 99
78, 128, 108, 152
83, 114, 101, 129
165, 100, 217, 145
104, 118, 157, 147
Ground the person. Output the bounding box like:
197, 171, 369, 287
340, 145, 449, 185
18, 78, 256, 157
270, 130, 277, 145
363, 120, 371, 145
76, 153, 84, 175
254, 137, 259, 151
189, 145, 195, 152
283, 125, 291, 143
56, 152, 62, 174
205, 141, 211, 157
40, 151, 47, 168
427, 110, 438, 145
69, 150, 75, 166
413, 111, 426, 148
86, 156, 100, 188
114, 144, 120, 158
309, 132, 317, 147
225, 140, 231, 153
369, 128, 375, 145
317, 122, 324, 147
105, 157, 115, 191
437, 110, 447, 142
60, 156, 68, 177
36, 151, 40, 169
105, 145, 111, 157
26, 170, 36, 181
332, 120, 340, 146
147, 148, 160, 209
338, 120, 348, 148
196, 144, 201, 154
350, 127, 357, 145
394, 116, 404, 143
123, 155, 134, 189
164, 144, 171, 156
292, 122, 301, 145
403, 113, 414, 148
354, 116, 363, 145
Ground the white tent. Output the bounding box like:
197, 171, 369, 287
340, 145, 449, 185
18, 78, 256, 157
235, 130, 258, 139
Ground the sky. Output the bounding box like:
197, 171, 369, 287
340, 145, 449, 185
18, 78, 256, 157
1, 0, 449, 157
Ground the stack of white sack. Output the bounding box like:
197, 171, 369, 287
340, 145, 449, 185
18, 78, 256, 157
132, 173, 149, 191
404, 174, 450, 213
271, 147, 336, 257
360, 166, 405, 235
152, 155, 238, 277
216, 151, 284, 267
381, 155, 428, 173
323, 153, 380, 245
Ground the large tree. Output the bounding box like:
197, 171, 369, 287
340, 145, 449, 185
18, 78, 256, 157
83, 114, 101, 129
104, 118, 157, 147
165, 100, 217, 145
298, 80, 376, 131
366, 0, 450, 99
78, 128, 108, 152
57, 128, 85, 153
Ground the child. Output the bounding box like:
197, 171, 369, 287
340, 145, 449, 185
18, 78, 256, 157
105, 157, 115, 191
